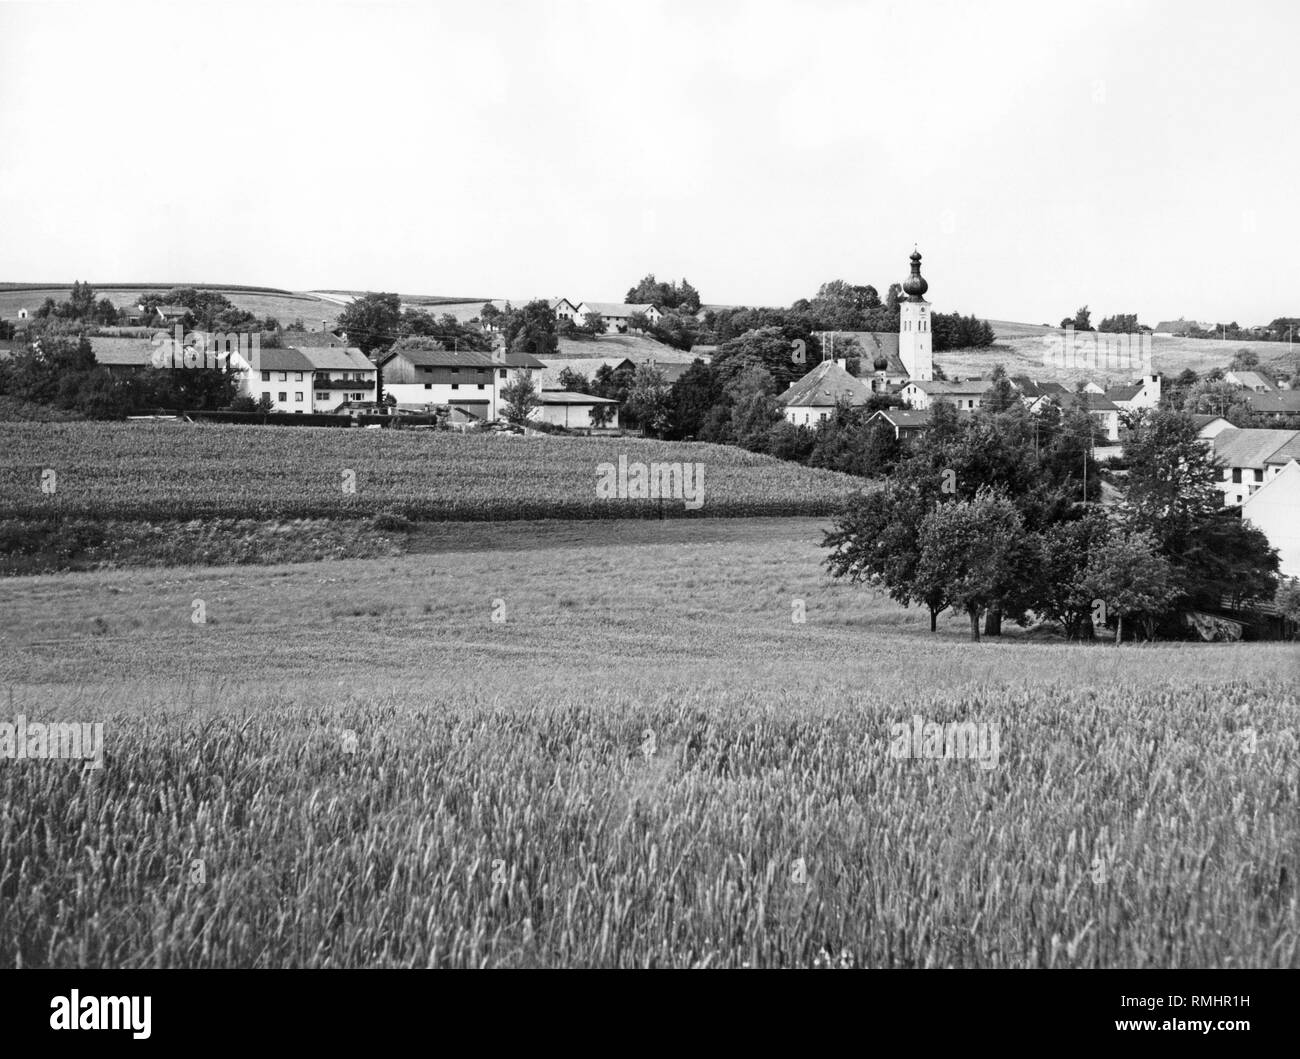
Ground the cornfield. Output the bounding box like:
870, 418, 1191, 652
0, 422, 860, 521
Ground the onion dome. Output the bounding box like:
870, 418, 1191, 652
903, 249, 928, 300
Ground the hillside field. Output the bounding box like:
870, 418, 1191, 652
0, 517, 1295, 967
0, 421, 861, 522
941, 321, 1298, 383
0, 287, 341, 332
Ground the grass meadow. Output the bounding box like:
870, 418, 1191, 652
1, 517, 1296, 967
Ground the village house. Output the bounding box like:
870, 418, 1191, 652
534, 390, 619, 429
247, 345, 377, 413
1242, 460, 1300, 578
377, 345, 546, 422
1192, 414, 1234, 441
154, 304, 190, 325
1209, 428, 1300, 506
1223, 370, 1275, 393
1103, 374, 1162, 411
865, 407, 945, 440
899, 379, 987, 412
576, 301, 663, 333
1241, 390, 1300, 421
549, 298, 582, 323
778, 358, 873, 427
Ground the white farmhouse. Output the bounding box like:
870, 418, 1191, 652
576, 302, 663, 333
377, 345, 546, 422
248, 346, 377, 412
1242, 460, 1300, 577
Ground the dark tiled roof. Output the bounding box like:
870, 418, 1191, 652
1244, 391, 1300, 414
381, 346, 546, 370
778, 359, 873, 408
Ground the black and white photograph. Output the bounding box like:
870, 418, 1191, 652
0, 0, 1295, 1042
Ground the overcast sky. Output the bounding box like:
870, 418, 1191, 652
0, 0, 1294, 325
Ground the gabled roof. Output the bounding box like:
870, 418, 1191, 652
1246, 457, 1300, 497
88, 336, 159, 366
284, 330, 346, 348
1226, 371, 1274, 391
906, 378, 989, 396
1010, 376, 1071, 398
821, 331, 906, 374
548, 298, 579, 311
536, 357, 635, 389
1212, 427, 1300, 469
869, 408, 932, 429
1243, 391, 1300, 414
380, 346, 546, 370
155, 304, 189, 318
537, 391, 618, 405
777, 359, 873, 408
291, 346, 373, 372
579, 301, 658, 317
254, 348, 317, 372
1264, 435, 1300, 466
1104, 383, 1143, 402
1191, 414, 1232, 431
1053, 391, 1120, 412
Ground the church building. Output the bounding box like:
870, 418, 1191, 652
779, 249, 934, 426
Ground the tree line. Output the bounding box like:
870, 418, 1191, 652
823, 405, 1283, 642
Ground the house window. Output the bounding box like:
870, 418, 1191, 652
819, 412, 828, 421
278, 392, 287, 402
278, 372, 287, 381
451, 383, 459, 390
261, 371, 269, 381
477, 383, 485, 390
295, 392, 304, 402
1254, 469, 1264, 482
424, 383, 431, 390
1232, 468, 1242, 483
499, 369, 507, 379
294, 372, 303, 381
262, 391, 271, 402
451, 368, 459, 374
352, 393, 363, 401
315, 391, 328, 400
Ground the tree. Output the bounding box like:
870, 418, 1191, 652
556, 367, 590, 392
1080, 530, 1177, 643
712, 325, 812, 391
1098, 313, 1139, 333
339, 292, 403, 356
1037, 508, 1113, 640
502, 299, 559, 358
624, 363, 671, 437
579, 311, 607, 337
1121, 410, 1279, 618
666, 360, 723, 440
624, 274, 702, 312
1061, 305, 1094, 331
916, 489, 1030, 641
500, 371, 540, 425
823, 487, 949, 631
1276, 579, 1300, 641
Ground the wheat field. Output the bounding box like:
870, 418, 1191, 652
0, 518, 1296, 967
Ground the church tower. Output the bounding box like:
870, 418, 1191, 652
898, 248, 933, 381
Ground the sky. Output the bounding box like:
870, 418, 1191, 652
0, 0, 1296, 325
